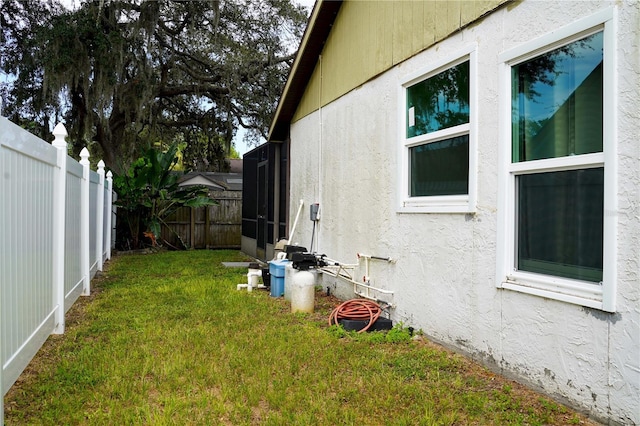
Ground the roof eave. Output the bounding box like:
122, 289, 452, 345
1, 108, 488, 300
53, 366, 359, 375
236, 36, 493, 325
267, 0, 342, 142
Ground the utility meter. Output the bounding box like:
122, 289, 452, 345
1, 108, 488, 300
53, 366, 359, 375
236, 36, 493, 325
310, 203, 320, 221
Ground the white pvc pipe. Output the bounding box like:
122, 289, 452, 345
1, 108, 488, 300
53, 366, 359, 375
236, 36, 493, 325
318, 255, 395, 305
288, 199, 304, 244
237, 270, 265, 292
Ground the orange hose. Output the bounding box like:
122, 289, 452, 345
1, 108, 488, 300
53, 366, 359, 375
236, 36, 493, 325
328, 299, 382, 333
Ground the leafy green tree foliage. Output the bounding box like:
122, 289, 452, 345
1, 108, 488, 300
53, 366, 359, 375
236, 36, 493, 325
0, 0, 66, 140
1, 0, 308, 172
181, 131, 230, 172
113, 143, 215, 250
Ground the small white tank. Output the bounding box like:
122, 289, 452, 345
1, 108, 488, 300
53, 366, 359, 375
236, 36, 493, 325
291, 270, 316, 313
284, 263, 295, 302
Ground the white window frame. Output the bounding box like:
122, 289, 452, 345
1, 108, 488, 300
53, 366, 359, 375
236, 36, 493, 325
398, 45, 477, 213
496, 8, 617, 312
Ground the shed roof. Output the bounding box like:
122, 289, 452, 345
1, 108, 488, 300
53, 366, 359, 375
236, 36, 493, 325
268, 0, 342, 142
178, 172, 243, 192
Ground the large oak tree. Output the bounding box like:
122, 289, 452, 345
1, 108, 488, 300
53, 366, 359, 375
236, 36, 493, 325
1, 0, 308, 172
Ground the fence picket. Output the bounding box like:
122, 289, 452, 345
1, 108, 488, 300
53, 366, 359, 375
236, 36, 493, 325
52, 123, 67, 335
80, 148, 91, 296
96, 161, 105, 272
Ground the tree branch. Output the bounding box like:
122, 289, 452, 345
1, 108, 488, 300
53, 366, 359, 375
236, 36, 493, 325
156, 84, 230, 98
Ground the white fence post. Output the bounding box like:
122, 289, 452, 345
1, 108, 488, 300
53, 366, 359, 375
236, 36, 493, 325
52, 123, 67, 335
80, 148, 91, 296
96, 160, 105, 272
106, 171, 113, 260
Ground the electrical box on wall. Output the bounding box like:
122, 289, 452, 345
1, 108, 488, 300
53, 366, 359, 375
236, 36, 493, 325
310, 203, 320, 221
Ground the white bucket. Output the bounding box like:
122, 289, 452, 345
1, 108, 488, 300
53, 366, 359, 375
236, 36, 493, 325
291, 270, 316, 313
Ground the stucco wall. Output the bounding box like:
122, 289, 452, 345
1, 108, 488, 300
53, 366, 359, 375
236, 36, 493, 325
288, 1, 639, 424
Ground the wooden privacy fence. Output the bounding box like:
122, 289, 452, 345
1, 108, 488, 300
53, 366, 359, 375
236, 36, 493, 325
161, 190, 242, 249
0, 118, 115, 424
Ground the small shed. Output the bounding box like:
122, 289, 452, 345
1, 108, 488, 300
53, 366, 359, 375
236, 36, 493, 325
161, 171, 243, 249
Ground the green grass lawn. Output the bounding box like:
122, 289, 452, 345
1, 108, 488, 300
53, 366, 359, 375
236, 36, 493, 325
4, 250, 596, 425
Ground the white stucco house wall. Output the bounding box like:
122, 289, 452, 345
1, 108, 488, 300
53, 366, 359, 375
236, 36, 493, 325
263, 1, 639, 424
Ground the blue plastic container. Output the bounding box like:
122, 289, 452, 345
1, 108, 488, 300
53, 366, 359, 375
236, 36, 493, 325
268, 259, 290, 297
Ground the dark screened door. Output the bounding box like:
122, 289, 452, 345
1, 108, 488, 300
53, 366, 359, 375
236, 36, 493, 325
256, 161, 268, 259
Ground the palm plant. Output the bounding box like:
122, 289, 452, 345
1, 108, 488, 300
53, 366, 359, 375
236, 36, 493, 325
113, 144, 215, 249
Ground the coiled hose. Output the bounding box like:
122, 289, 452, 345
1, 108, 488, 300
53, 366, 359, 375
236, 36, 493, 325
328, 299, 382, 333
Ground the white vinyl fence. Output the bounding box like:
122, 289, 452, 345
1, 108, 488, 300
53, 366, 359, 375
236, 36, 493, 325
0, 117, 115, 423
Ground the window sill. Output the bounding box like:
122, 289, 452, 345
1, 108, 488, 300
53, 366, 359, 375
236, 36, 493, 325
498, 271, 610, 311
398, 195, 475, 213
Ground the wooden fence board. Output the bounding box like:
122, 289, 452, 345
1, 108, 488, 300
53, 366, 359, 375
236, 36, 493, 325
161, 190, 242, 249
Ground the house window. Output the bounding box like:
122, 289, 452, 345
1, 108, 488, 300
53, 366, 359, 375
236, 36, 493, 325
517, 168, 604, 283
497, 8, 616, 311
399, 47, 476, 213
410, 135, 469, 197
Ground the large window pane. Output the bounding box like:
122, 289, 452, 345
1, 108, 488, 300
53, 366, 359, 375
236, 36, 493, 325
512, 32, 603, 162
517, 168, 604, 282
407, 61, 469, 138
410, 135, 469, 197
